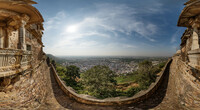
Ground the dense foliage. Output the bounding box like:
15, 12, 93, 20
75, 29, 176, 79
64, 65, 80, 87
80, 65, 116, 98
55, 60, 167, 99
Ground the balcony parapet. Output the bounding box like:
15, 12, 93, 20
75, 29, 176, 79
0, 49, 32, 78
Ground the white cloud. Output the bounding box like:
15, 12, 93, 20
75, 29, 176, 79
44, 11, 66, 31
43, 2, 164, 56
144, 2, 163, 14
122, 44, 137, 48
93, 3, 158, 41
171, 29, 183, 43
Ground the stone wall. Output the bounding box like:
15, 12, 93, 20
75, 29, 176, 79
9, 30, 19, 49
31, 37, 43, 66
188, 49, 200, 67
171, 56, 200, 109
51, 59, 172, 106
0, 59, 51, 109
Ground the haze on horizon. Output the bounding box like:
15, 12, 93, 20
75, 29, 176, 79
34, 0, 187, 57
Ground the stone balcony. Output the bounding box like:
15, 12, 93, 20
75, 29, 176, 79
0, 49, 32, 78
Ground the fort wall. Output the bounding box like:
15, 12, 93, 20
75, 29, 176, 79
0, 59, 51, 109
171, 56, 200, 109
51, 59, 172, 106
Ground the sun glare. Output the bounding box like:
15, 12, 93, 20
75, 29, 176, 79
66, 25, 78, 33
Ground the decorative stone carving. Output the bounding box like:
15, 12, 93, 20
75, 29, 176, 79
9, 57, 17, 65
0, 27, 2, 48
0, 49, 32, 76
0, 9, 20, 19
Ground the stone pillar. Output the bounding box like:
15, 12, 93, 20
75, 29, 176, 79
4, 27, 9, 48
0, 22, 6, 48
18, 20, 26, 50
191, 24, 200, 50
18, 14, 30, 50
0, 27, 3, 48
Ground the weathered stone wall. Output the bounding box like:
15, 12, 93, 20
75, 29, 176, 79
171, 56, 200, 109
9, 29, 19, 49
51, 59, 172, 106
0, 60, 51, 109
31, 37, 43, 66
188, 49, 200, 67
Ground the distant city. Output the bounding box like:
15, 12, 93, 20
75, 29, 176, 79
48, 54, 169, 74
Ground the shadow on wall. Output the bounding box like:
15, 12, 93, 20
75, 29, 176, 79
48, 59, 172, 110
190, 66, 200, 81
131, 59, 171, 109
49, 67, 117, 110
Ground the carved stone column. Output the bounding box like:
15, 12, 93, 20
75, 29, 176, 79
191, 23, 200, 50
18, 20, 26, 50
4, 27, 9, 48
0, 27, 3, 48
18, 14, 30, 50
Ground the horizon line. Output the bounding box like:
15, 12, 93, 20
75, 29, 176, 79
46, 54, 172, 58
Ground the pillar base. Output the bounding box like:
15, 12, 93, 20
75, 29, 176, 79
188, 49, 200, 67
17, 43, 26, 50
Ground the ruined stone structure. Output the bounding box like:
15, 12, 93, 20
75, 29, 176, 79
178, 0, 200, 67
0, 0, 52, 109
0, 0, 44, 79
0, 0, 200, 110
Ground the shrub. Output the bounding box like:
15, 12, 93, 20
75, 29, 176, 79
80, 65, 117, 98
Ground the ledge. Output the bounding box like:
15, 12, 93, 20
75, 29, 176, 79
188, 49, 200, 55
0, 65, 31, 77
0, 48, 32, 78
51, 58, 172, 106
188, 49, 200, 67
0, 48, 32, 55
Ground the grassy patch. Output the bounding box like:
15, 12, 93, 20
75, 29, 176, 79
115, 73, 138, 84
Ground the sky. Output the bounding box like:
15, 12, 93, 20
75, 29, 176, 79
34, 0, 188, 57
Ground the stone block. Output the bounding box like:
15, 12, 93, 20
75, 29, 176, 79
2, 77, 11, 86
188, 49, 200, 67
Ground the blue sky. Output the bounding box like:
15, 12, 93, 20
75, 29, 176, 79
34, 0, 187, 56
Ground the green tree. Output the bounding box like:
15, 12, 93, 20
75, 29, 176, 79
56, 66, 67, 79
138, 60, 153, 78
52, 60, 56, 68
80, 65, 116, 98
136, 60, 155, 89
64, 65, 80, 86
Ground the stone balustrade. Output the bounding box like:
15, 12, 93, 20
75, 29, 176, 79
0, 48, 32, 77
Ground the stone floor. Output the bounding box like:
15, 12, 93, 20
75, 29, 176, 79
38, 60, 185, 110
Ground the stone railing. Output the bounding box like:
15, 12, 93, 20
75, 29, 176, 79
51, 58, 172, 106
0, 48, 32, 77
